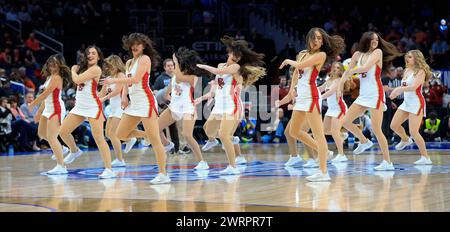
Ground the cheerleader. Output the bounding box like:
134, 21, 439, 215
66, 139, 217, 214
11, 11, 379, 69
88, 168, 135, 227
99, 55, 128, 167
157, 47, 209, 170
389, 50, 431, 165
104, 33, 169, 184
279, 27, 345, 181
28, 54, 69, 174
337, 32, 402, 171
197, 35, 266, 174
318, 62, 349, 162
59, 45, 116, 178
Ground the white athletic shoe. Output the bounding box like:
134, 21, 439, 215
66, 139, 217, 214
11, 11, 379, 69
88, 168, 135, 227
111, 158, 127, 167
47, 164, 68, 175
51, 146, 70, 160
395, 137, 414, 151
194, 160, 210, 170
327, 150, 334, 161
235, 156, 247, 165
124, 138, 137, 153
141, 139, 151, 146
374, 160, 395, 171
331, 154, 348, 163
413, 156, 432, 165
284, 166, 302, 176
194, 169, 210, 179
202, 139, 219, 151
303, 159, 319, 168
163, 141, 175, 152
232, 136, 240, 144
63, 149, 83, 164
284, 155, 303, 166
219, 165, 240, 175
353, 140, 374, 154
99, 168, 117, 179
342, 132, 349, 141
306, 171, 331, 182
150, 173, 171, 185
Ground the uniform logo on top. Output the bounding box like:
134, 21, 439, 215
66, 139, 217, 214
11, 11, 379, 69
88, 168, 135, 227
217, 78, 225, 89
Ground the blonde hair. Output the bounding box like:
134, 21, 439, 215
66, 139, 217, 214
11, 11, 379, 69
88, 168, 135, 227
242, 65, 266, 86
405, 50, 432, 83
328, 62, 344, 81
104, 55, 125, 76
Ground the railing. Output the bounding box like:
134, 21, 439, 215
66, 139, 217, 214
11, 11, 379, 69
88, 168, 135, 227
32, 30, 64, 54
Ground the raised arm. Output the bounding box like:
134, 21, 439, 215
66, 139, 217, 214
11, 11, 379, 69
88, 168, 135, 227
173, 53, 197, 86
321, 79, 339, 99
100, 73, 126, 102
107, 56, 151, 85
349, 49, 382, 74
197, 63, 239, 76
71, 65, 102, 85
279, 51, 326, 70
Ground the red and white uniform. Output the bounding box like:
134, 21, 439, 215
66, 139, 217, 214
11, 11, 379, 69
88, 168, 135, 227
168, 76, 195, 120
124, 56, 158, 118
324, 79, 347, 118
398, 71, 426, 116
293, 65, 322, 112
211, 63, 241, 116
105, 80, 123, 119
70, 78, 103, 119
42, 76, 66, 123
353, 54, 387, 111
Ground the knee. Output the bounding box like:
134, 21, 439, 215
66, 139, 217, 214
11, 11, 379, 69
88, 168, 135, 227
390, 122, 399, 132
218, 130, 229, 141
181, 131, 192, 141
91, 130, 105, 142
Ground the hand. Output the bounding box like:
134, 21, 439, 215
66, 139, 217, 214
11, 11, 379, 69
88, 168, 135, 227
391, 102, 398, 110
172, 53, 178, 64
287, 104, 294, 110
206, 97, 214, 106
121, 98, 129, 109
274, 100, 280, 108
389, 88, 401, 99
279, 59, 292, 69
194, 97, 203, 105
71, 65, 80, 73
196, 64, 207, 69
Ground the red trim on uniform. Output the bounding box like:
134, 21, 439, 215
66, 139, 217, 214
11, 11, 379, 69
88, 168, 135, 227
231, 78, 239, 115
308, 67, 320, 113
337, 97, 347, 119
416, 84, 425, 115
48, 88, 62, 124
142, 72, 158, 117
92, 80, 104, 120
375, 65, 385, 110
190, 86, 195, 105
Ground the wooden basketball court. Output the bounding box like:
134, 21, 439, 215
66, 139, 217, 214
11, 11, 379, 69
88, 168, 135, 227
1, 143, 449, 212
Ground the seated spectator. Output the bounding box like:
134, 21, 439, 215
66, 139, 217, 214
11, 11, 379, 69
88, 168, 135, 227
421, 111, 442, 142
20, 92, 39, 123
261, 108, 288, 143
25, 33, 41, 52
8, 96, 40, 151
0, 97, 14, 152
240, 109, 257, 143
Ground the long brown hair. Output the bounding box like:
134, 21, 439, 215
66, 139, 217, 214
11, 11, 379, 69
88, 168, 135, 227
405, 50, 432, 83
174, 47, 210, 77
78, 45, 104, 74
305, 27, 345, 63
357, 31, 402, 72
221, 35, 266, 86
41, 53, 70, 87
122, 33, 161, 69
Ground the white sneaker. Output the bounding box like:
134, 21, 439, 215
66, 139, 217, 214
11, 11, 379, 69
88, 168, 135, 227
124, 138, 137, 153
235, 156, 247, 165
353, 140, 374, 154
52, 146, 70, 160
374, 160, 395, 171
202, 139, 219, 151
219, 165, 240, 175
141, 139, 151, 146
194, 160, 210, 170
232, 136, 240, 144
395, 137, 414, 151
342, 132, 349, 141
331, 154, 348, 163
194, 169, 210, 178
327, 150, 334, 161
306, 171, 331, 182
150, 173, 171, 185
284, 155, 302, 166
47, 164, 68, 175
99, 168, 117, 179
413, 156, 432, 165
284, 166, 302, 176
63, 149, 83, 164
111, 158, 127, 167
303, 159, 319, 168
163, 141, 174, 152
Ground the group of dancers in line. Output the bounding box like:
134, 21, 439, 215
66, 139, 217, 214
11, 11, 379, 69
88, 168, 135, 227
28, 27, 433, 184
